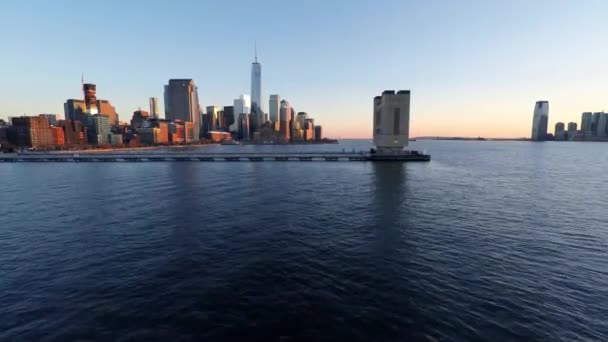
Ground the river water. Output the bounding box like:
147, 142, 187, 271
1, 140, 607, 340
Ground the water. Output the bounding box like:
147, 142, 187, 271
1, 140, 607, 341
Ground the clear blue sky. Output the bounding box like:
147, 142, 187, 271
1, 0, 606, 137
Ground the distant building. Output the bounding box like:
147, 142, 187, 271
531, 101, 549, 141
373, 90, 410, 153
554, 122, 566, 141
304, 118, 315, 141
149, 97, 159, 119
581, 112, 593, 133
131, 110, 150, 130
208, 131, 231, 142
296, 112, 308, 130
238, 113, 250, 140
232, 94, 251, 132
598, 112, 608, 138
97, 100, 118, 125
51, 126, 65, 145
83, 114, 111, 145
60, 120, 87, 146
39, 114, 58, 126
83, 83, 98, 114
64, 99, 85, 122
164, 79, 201, 140
269, 94, 280, 128
251, 48, 263, 129
206, 106, 219, 131
279, 100, 291, 142
290, 107, 296, 140
223, 106, 235, 131
567, 122, 577, 140
8, 116, 53, 147
314, 125, 322, 141
108, 134, 123, 146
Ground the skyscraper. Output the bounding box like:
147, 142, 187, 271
581, 112, 593, 133
373, 90, 410, 153
554, 122, 566, 141
269, 94, 280, 127
83, 83, 98, 114
223, 106, 235, 131
206, 106, 219, 131
531, 101, 549, 141
164, 79, 201, 140
592, 112, 602, 135
597, 112, 608, 138
251, 45, 263, 129
149, 97, 159, 119
279, 100, 291, 142
232, 94, 251, 132
97, 100, 117, 125
64, 99, 85, 122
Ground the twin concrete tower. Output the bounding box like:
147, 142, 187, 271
373, 90, 411, 154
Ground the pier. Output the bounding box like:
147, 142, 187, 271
0, 151, 430, 163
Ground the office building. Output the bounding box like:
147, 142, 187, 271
531, 101, 549, 141
269, 95, 280, 128
251, 47, 263, 128
97, 100, 117, 125
279, 100, 291, 142
238, 113, 250, 140
7, 116, 53, 147
567, 122, 577, 139
164, 79, 201, 140
83, 114, 111, 145
304, 118, 315, 141
59, 120, 87, 146
581, 112, 593, 133
64, 99, 86, 122
554, 122, 566, 141
296, 112, 308, 129
83, 83, 98, 114
598, 112, 608, 138
149, 97, 159, 119
206, 106, 219, 131
373, 90, 411, 153
232, 94, 251, 132
314, 125, 322, 141
223, 106, 234, 131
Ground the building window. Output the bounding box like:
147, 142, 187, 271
393, 108, 400, 135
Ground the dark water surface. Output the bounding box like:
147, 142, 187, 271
1, 140, 607, 341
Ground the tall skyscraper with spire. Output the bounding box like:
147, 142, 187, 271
251, 43, 263, 129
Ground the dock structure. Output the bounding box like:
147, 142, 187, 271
0, 151, 430, 163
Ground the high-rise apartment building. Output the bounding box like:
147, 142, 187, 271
373, 90, 411, 153
554, 122, 566, 141
269, 94, 280, 127
581, 112, 593, 133
83, 114, 111, 145
279, 100, 291, 142
164, 79, 201, 140
60, 120, 87, 146
149, 97, 159, 119
7, 116, 53, 147
251, 48, 263, 128
531, 101, 549, 141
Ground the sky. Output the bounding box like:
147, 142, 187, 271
0, 0, 606, 138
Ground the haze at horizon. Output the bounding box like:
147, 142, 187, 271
0, 0, 606, 138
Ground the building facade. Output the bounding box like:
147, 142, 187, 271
279, 100, 291, 142
64, 99, 85, 122
83, 114, 111, 145
314, 125, 322, 141
269, 95, 280, 127
597, 112, 608, 138
163, 79, 201, 140
251, 51, 263, 128
223, 106, 235, 131
531, 101, 549, 141
8, 116, 53, 147
97, 100, 117, 125
149, 97, 159, 119
60, 120, 87, 146
232, 94, 251, 132
581, 112, 593, 133
373, 90, 411, 153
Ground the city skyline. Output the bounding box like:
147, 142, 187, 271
1, 1, 607, 138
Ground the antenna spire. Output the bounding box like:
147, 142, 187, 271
254, 41, 258, 63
